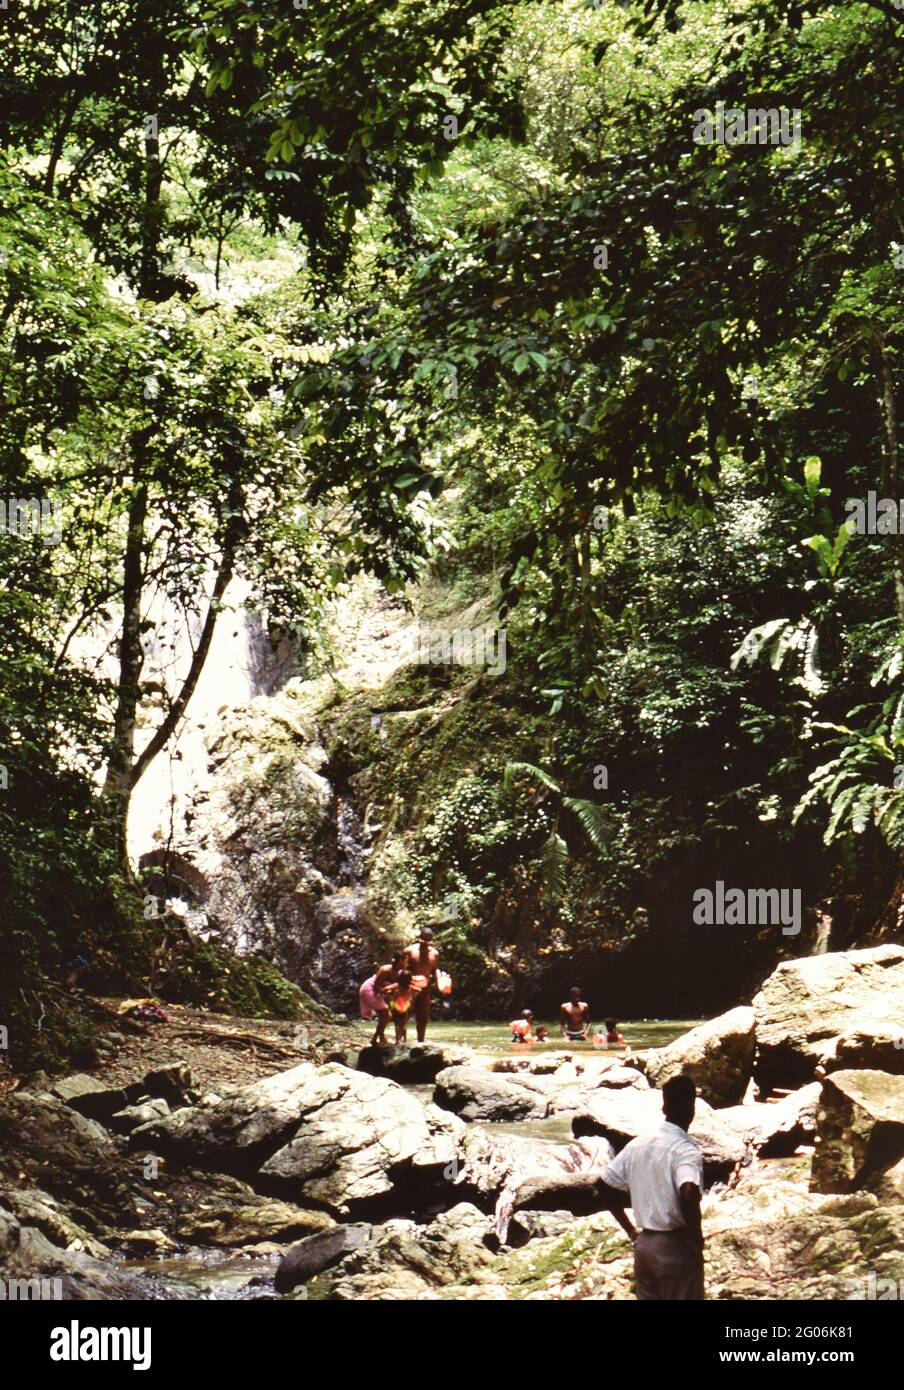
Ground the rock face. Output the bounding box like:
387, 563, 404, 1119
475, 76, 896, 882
753, 945, 904, 1092
644, 1007, 756, 1107
810, 1070, 904, 1194
132, 1062, 465, 1215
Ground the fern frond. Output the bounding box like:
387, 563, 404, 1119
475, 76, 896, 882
540, 833, 568, 902
563, 797, 611, 854
503, 761, 561, 796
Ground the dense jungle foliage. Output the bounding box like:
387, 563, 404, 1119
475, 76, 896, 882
1, 0, 902, 1063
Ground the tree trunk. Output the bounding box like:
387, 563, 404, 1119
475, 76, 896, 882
100, 444, 149, 861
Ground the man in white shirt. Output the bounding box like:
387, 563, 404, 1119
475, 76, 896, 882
596, 1074, 705, 1300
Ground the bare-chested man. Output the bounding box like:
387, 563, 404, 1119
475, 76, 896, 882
402, 926, 439, 1043
560, 986, 591, 1041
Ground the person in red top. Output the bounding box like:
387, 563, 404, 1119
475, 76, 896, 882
510, 1009, 535, 1043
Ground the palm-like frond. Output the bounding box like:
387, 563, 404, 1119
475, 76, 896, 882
503, 761, 561, 796
540, 832, 568, 902
563, 796, 611, 854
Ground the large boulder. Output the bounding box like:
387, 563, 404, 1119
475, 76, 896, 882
0, 1093, 127, 1224
432, 1066, 552, 1122
131, 1061, 336, 1170
753, 945, 904, 1092
510, 1172, 608, 1218
451, 1125, 614, 1243
316, 1204, 498, 1300
717, 1082, 821, 1158
702, 1176, 904, 1301
133, 1062, 465, 1215
0, 1208, 148, 1301
258, 1096, 462, 1214
570, 1087, 746, 1185
810, 1069, 904, 1194
644, 1007, 755, 1107
176, 1174, 334, 1247
357, 1043, 472, 1085
823, 1025, 904, 1076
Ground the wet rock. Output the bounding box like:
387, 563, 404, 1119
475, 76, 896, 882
308, 892, 376, 1014
644, 1007, 755, 1107
275, 1223, 372, 1292
810, 1069, 904, 1194
753, 945, 904, 1092
357, 1043, 472, 1084
121, 1227, 178, 1253
0, 1190, 110, 1260
433, 1066, 551, 1122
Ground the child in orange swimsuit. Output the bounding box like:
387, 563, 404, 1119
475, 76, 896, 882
391, 970, 413, 1043
509, 1010, 535, 1043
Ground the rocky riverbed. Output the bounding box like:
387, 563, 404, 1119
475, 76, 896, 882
2, 945, 904, 1301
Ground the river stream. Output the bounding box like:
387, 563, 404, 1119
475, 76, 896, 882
121, 1018, 699, 1298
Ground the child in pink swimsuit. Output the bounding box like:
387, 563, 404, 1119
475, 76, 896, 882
359, 953, 402, 1045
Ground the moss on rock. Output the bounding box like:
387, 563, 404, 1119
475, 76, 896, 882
152, 920, 336, 1022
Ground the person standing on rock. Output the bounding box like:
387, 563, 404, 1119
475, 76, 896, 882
402, 926, 439, 1043
359, 952, 403, 1046
390, 970, 414, 1043
595, 1074, 705, 1300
